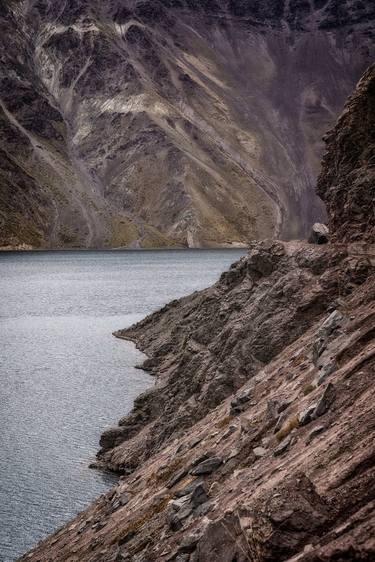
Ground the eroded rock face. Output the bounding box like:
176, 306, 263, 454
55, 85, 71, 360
1, 0, 375, 248
19, 243, 375, 562
101, 240, 372, 472
317, 64, 375, 244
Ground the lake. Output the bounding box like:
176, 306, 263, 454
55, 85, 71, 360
0, 249, 244, 561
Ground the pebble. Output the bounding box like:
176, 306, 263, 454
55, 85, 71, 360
253, 446, 267, 458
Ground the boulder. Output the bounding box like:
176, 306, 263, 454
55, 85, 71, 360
190, 457, 222, 475
313, 383, 336, 418
190, 483, 208, 507
317, 361, 337, 385
230, 388, 252, 415
178, 532, 201, 553
274, 435, 292, 457
298, 404, 317, 426
308, 223, 329, 245
318, 310, 344, 338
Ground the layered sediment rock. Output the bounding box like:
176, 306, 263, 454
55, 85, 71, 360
101, 239, 373, 472
1, 1, 375, 248
19, 245, 375, 561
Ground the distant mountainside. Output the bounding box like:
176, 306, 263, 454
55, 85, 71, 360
1, 0, 374, 248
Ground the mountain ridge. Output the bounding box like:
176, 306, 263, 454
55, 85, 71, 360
1, 0, 374, 248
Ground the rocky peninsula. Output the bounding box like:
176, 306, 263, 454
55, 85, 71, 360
19, 65, 375, 561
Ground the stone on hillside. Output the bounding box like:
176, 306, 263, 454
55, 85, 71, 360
178, 531, 201, 553
167, 512, 183, 532
306, 425, 326, 444
190, 457, 222, 475
313, 383, 336, 418
230, 388, 252, 415
166, 467, 189, 489
253, 446, 267, 458
274, 435, 292, 457
175, 479, 205, 499
319, 310, 344, 338
190, 483, 208, 507
298, 404, 317, 426
317, 361, 337, 385
170, 496, 190, 513
308, 223, 329, 245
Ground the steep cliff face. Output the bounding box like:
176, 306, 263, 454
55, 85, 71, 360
1, 0, 374, 248
317, 63, 375, 244
19, 65, 375, 562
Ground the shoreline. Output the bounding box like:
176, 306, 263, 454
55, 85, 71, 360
0, 246, 248, 254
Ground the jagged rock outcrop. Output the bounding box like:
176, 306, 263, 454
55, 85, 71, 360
1, 0, 375, 248
19, 249, 375, 562
99, 239, 372, 472
19, 64, 375, 562
317, 63, 375, 244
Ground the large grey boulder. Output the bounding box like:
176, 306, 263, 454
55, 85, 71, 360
309, 223, 329, 245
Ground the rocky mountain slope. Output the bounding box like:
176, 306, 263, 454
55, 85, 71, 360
19, 65, 375, 562
1, 0, 375, 248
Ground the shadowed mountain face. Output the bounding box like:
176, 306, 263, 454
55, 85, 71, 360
1, 0, 374, 248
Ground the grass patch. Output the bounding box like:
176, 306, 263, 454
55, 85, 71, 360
275, 415, 299, 442
153, 457, 185, 484
110, 218, 139, 247
116, 495, 172, 546
142, 225, 180, 248
215, 416, 231, 429
303, 384, 316, 396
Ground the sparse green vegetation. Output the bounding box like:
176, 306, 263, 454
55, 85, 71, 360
110, 218, 139, 247
216, 415, 231, 429
303, 383, 316, 396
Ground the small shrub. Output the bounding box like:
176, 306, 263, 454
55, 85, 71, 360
155, 457, 185, 483
303, 384, 315, 396
216, 416, 231, 429
275, 415, 299, 442
117, 495, 172, 544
